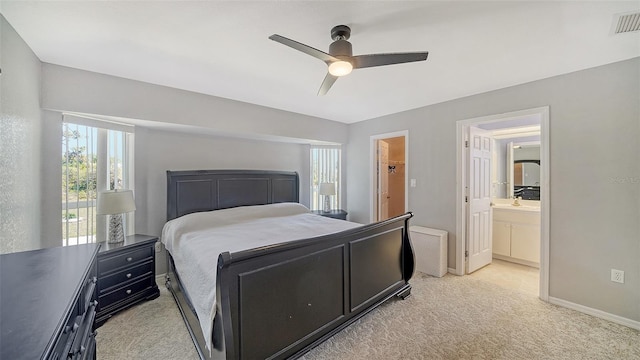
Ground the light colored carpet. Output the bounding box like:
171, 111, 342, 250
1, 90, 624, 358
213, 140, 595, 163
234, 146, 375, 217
97, 266, 639, 360
96, 283, 199, 360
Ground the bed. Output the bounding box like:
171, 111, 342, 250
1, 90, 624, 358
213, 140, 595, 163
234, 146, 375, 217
163, 169, 415, 360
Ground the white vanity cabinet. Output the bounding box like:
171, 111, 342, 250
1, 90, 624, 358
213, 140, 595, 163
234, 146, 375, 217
492, 207, 540, 267
493, 220, 512, 257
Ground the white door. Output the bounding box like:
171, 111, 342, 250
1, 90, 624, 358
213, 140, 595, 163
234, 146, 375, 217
467, 126, 493, 273
377, 140, 390, 221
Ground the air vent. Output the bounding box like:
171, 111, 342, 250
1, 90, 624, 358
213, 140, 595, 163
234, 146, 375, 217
613, 12, 640, 34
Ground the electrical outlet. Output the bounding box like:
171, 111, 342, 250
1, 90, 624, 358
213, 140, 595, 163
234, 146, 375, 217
611, 269, 624, 283
154, 241, 162, 253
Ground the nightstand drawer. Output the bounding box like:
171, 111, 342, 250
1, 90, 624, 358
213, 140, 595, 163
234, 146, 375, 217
98, 246, 153, 274
98, 276, 154, 308
98, 260, 154, 295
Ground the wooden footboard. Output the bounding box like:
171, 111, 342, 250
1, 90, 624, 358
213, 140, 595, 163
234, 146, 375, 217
167, 212, 414, 360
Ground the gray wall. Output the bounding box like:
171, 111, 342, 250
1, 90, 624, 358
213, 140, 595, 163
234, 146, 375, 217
38, 64, 348, 260
41, 63, 348, 145
0, 15, 42, 253
135, 127, 309, 274
39, 110, 65, 249
347, 57, 639, 322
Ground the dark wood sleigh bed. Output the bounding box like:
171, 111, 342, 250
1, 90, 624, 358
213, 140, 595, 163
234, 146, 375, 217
164, 170, 415, 359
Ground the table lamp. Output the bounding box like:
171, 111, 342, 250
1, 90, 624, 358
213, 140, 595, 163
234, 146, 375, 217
97, 189, 136, 243
318, 183, 336, 213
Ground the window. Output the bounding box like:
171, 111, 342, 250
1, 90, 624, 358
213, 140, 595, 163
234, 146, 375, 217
62, 117, 134, 245
310, 146, 341, 211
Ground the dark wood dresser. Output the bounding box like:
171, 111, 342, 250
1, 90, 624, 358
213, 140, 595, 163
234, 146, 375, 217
95, 234, 160, 327
0, 243, 100, 360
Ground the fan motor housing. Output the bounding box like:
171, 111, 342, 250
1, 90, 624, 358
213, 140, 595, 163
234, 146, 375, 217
329, 39, 353, 57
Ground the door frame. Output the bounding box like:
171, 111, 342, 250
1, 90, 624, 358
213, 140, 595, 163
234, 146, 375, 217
455, 107, 550, 301
370, 130, 409, 223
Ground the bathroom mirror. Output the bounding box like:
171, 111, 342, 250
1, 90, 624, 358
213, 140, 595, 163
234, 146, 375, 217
485, 120, 542, 201
510, 143, 540, 200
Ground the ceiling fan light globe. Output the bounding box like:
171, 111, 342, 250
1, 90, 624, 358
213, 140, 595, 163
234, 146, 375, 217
328, 61, 353, 77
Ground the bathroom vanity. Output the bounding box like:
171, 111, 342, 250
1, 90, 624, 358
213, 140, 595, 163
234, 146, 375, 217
492, 204, 540, 267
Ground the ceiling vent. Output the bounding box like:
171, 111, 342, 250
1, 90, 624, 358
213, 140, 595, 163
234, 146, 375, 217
612, 11, 640, 34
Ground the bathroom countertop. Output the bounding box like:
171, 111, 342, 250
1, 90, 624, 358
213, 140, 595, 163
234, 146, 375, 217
492, 204, 540, 212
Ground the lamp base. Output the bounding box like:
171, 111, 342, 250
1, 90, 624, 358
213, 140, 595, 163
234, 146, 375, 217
323, 195, 331, 213
108, 214, 125, 244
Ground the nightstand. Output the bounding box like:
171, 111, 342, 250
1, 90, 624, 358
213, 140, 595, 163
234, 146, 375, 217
95, 234, 160, 327
311, 209, 348, 220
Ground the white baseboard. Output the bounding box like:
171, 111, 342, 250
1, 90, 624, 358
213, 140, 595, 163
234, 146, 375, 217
447, 267, 459, 275
492, 254, 539, 269
548, 296, 640, 331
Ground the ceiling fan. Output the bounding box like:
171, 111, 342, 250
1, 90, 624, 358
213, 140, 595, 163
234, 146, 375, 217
269, 25, 429, 96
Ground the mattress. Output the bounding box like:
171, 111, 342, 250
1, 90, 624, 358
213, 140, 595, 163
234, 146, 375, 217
161, 202, 360, 354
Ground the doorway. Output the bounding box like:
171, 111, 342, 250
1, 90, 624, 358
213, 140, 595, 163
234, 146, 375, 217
455, 107, 550, 301
370, 131, 409, 222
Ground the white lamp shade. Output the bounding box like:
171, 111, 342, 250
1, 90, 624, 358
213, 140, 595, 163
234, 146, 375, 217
318, 183, 336, 196
97, 189, 136, 215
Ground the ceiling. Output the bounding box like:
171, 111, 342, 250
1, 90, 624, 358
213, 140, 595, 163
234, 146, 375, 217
2, 1, 639, 124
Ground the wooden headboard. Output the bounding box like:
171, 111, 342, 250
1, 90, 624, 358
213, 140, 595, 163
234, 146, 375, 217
166, 170, 299, 221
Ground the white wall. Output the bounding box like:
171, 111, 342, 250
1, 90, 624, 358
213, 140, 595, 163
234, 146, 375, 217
0, 15, 42, 253
347, 58, 640, 322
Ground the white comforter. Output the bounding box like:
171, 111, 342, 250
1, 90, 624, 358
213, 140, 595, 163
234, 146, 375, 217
161, 203, 360, 354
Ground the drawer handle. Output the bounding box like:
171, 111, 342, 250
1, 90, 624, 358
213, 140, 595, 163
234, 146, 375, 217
126, 257, 133, 262
126, 273, 132, 278
126, 289, 132, 295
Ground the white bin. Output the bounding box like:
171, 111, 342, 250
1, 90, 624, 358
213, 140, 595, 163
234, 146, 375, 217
409, 226, 448, 277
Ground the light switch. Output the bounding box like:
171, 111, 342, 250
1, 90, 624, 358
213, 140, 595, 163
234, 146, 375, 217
410, 179, 417, 187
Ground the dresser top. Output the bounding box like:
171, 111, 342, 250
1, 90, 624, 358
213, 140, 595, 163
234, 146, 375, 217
1, 243, 100, 360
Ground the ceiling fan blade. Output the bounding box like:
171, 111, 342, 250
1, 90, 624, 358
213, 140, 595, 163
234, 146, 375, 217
352, 52, 429, 69
269, 34, 339, 63
318, 73, 338, 96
